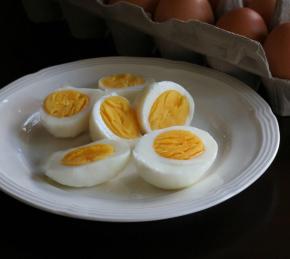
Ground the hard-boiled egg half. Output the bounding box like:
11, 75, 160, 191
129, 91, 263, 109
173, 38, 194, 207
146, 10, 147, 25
40, 87, 104, 138
133, 126, 218, 190
136, 81, 194, 133
90, 93, 141, 144
44, 139, 130, 187
98, 73, 153, 101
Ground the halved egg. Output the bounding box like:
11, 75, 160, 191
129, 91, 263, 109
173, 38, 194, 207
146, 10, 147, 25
133, 126, 218, 190
136, 81, 194, 134
98, 73, 153, 101
90, 93, 141, 144
44, 139, 130, 187
40, 87, 104, 138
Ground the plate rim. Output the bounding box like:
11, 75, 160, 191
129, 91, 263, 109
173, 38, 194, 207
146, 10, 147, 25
0, 57, 280, 222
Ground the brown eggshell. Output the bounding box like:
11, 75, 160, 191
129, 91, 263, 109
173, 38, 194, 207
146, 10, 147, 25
107, 0, 159, 13
216, 7, 268, 43
154, 0, 214, 24
263, 22, 290, 80
247, 0, 277, 26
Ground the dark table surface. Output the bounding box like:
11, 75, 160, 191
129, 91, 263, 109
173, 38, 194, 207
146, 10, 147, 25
1, 1, 290, 258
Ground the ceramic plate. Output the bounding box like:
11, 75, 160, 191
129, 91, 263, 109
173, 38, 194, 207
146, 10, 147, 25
0, 57, 279, 222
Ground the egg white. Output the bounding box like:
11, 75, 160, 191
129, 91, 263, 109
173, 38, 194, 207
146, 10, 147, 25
40, 87, 104, 138
133, 126, 218, 190
135, 81, 195, 134
44, 139, 130, 187
89, 93, 139, 145
98, 74, 154, 102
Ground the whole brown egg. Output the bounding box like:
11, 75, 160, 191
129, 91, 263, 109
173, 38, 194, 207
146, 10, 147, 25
107, 0, 159, 13
216, 7, 268, 43
154, 0, 214, 24
264, 22, 290, 80
247, 0, 277, 26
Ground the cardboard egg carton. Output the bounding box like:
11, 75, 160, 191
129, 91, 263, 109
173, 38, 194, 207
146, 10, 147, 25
21, 0, 290, 116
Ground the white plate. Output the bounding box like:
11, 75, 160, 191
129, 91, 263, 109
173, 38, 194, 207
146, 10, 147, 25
0, 57, 279, 222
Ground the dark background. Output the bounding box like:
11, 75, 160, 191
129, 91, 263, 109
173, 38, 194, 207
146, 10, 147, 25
0, 1, 290, 258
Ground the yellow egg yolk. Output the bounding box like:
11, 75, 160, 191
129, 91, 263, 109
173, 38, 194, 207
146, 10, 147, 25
149, 90, 189, 130
44, 90, 89, 118
100, 73, 145, 89
100, 96, 141, 139
62, 144, 114, 166
154, 130, 204, 160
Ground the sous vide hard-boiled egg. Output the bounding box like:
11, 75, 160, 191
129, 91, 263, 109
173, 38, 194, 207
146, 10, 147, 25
45, 139, 130, 187
98, 73, 153, 101
90, 93, 141, 144
136, 81, 194, 133
40, 87, 103, 138
133, 126, 218, 190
